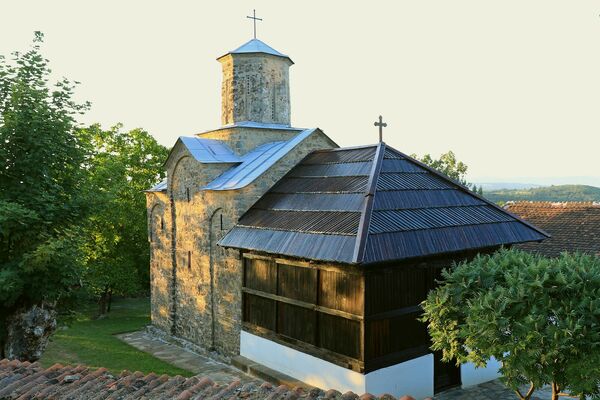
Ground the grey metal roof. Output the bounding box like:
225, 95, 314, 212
219, 143, 550, 264
179, 137, 241, 163
200, 121, 303, 134
218, 39, 292, 62
202, 128, 316, 191
145, 178, 167, 192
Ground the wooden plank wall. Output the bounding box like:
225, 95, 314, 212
242, 249, 496, 374
242, 254, 364, 371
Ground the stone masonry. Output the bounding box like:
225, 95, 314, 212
219, 52, 292, 126
146, 39, 337, 359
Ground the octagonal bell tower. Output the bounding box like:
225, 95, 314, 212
217, 39, 293, 126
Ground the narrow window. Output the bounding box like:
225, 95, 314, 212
220, 214, 223, 230
186, 187, 190, 202
188, 251, 191, 270
161, 217, 165, 231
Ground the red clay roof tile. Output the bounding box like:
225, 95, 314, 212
0, 358, 411, 399
505, 201, 600, 257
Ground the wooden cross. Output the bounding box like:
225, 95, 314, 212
247, 9, 263, 39
374, 115, 387, 143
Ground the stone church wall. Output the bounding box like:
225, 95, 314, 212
198, 127, 299, 156
147, 129, 335, 358
220, 54, 292, 126
147, 191, 172, 333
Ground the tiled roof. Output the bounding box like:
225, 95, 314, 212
0, 359, 413, 400
219, 143, 549, 264
505, 201, 600, 257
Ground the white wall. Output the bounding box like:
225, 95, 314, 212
241, 331, 367, 394
365, 354, 434, 399
460, 357, 502, 388
240, 331, 435, 398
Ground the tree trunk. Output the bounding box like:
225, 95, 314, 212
551, 382, 559, 400
515, 383, 535, 400
98, 286, 109, 316
107, 289, 113, 313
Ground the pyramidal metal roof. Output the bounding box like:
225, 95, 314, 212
218, 142, 550, 264
218, 39, 292, 62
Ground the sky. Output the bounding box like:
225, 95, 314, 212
1, 1, 599, 185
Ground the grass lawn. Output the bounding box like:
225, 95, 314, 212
40, 297, 193, 377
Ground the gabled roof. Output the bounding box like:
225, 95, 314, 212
505, 201, 600, 257
178, 137, 241, 163
218, 39, 293, 63
203, 128, 317, 191
145, 178, 167, 192
148, 128, 332, 192
219, 143, 549, 264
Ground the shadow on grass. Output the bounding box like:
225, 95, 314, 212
41, 297, 193, 377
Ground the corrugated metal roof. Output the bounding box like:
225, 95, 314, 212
218, 39, 292, 63
179, 137, 241, 163
145, 178, 167, 192
199, 121, 303, 134
254, 193, 365, 212
239, 209, 360, 235
219, 142, 550, 264
219, 227, 357, 263
202, 128, 316, 191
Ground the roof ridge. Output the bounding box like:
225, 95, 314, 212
352, 142, 386, 263
383, 146, 552, 240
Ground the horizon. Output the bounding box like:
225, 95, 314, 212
2, 1, 599, 183
472, 176, 600, 188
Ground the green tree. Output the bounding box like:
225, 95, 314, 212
422, 249, 600, 400
0, 32, 89, 358
412, 151, 471, 187
78, 124, 168, 315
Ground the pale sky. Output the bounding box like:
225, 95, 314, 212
2, 1, 599, 184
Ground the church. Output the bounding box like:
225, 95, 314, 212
146, 33, 548, 398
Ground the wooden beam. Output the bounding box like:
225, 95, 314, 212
243, 253, 273, 261
365, 305, 422, 321
243, 252, 363, 275
242, 288, 363, 322
352, 142, 385, 263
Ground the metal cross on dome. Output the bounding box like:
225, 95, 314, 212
374, 115, 387, 143
247, 9, 263, 39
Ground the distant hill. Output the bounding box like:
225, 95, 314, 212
484, 185, 600, 204
477, 182, 542, 191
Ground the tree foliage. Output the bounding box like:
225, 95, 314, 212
0, 32, 89, 353
412, 150, 473, 185
78, 124, 168, 313
0, 33, 169, 358
422, 249, 600, 400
